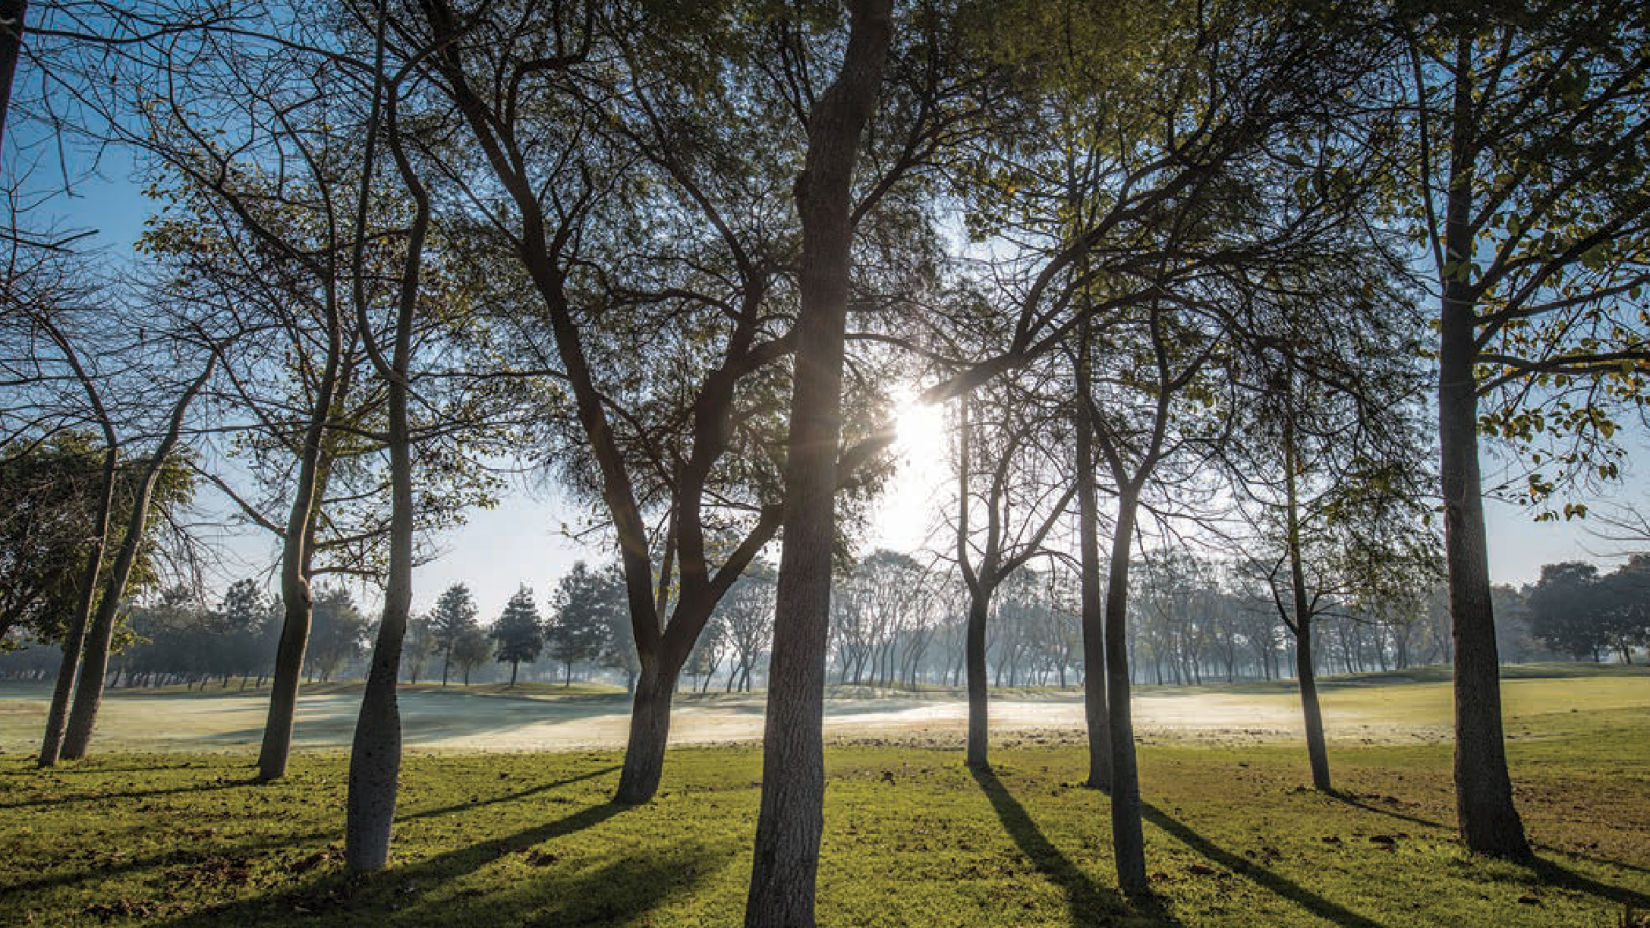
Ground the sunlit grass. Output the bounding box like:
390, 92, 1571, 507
1, 669, 1646, 926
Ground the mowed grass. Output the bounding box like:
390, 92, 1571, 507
0, 680, 1646, 925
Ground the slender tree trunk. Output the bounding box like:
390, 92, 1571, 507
1440, 36, 1529, 861
1105, 488, 1147, 895
257, 326, 340, 782
1293, 621, 1331, 790
1282, 379, 1331, 792
964, 588, 992, 769
39, 443, 116, 767
746, 4, 891, 922
1075, 336, 1111, 790
63, 361, 214, 760
344, 36, 423, 870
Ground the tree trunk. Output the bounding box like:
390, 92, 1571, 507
1439, 36, 1529, 861
345, 39, 423, 870
256, 318, 340, 781
614, 657, 680, 804
746, 3, 891, 923
1105, 488, 1147, 896
1075, 353, 1110, 790
964, 588, 992, 769
62, 361, 214, 760
38, 443, 116, 767
257, 579, 314, 779
1294, 622, 1331, 791
0, 0, 25, 166
1282, 373, 1331, 792
509, 661, 519, 686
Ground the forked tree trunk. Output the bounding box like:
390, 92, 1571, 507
1281, 384, 1331, 792
745, 3, 891, 923
38, 443, 117, 767
1105, 488, 1147, 896
614, 657, 681, 803
1440, 37, 1529, 861
62, 361, 214, 760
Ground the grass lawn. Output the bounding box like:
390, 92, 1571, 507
1, 668, 1646, 926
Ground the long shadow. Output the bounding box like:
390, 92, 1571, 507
396, 764, 621, 822
1330, 792, 1650, 879
160, 799, 645, 927
970, 768, 1169, 927
1326, 791, 1449, 832
1141, 803, 1387, 928
0, 776, 258, 811
1528, 857, 1650, 908
3, 827, 336, 897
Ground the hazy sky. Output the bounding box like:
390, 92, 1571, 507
14, 143, 1646, 622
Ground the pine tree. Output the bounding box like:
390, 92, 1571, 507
429, 583, 479, 687
490, 585, 544, 686
547, 563, 619, 687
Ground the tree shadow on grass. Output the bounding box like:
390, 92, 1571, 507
396, 764, 621, 822
971, 768, 1177, 927
1329, 791, 1650, 880
0, 775, 260, 811
4, 827, 336, 898
159, 797, 718, 928
1140, 803, 1387, 928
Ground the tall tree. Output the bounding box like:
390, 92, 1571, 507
59, 349, 216, 760
952, 381, 1077, 769
717, 561, 776, 693
305, 586, 368, 683
747, 1, 893, 922
393, 0, 933, 805
344, 15, 435, 870
1399, 0, 1650, 858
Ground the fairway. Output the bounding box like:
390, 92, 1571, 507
4, 667, 1645, 756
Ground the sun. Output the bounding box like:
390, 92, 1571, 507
867, 390, 955, 552
892, 392, 949, 461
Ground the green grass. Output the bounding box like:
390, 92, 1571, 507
2, 674, 1647, 926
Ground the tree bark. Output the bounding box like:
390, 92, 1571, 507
345, 33, 423, 870
1440, 35, 1529, 861
62, 360, 214, 760
1075, 332, 1111, 791
257, 298, 341, 781
0, 0, 25, 168
1105, 488, 1147, 895
613, 655, 683, 803
1293, 621, 1330, 790
745, 3, 891, 924
38, 443, 116, 767
1282, 378, 1331, 792
963, 589, 991, 769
